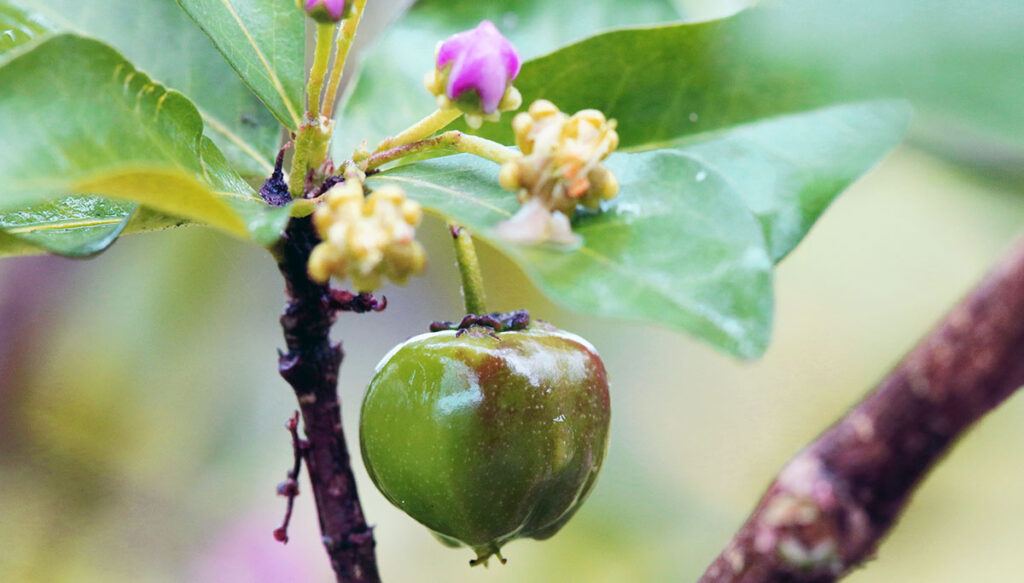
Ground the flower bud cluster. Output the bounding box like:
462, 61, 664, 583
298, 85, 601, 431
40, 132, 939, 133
308, 181, 426, 291
501, 100, 620, 215
494, 101, 620, 246
424, 20, 523, 129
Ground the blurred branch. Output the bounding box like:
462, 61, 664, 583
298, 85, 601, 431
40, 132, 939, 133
701, 237, 1024, 583
273, 214, 381, 583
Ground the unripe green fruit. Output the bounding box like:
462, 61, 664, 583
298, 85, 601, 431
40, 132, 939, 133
359, 323, 611, 565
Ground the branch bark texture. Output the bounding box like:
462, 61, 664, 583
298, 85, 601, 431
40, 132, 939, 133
275, 215, 381, 583
701, 239, 1024, 583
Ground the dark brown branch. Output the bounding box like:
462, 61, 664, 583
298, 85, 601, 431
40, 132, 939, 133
701, 238, 1024, 583
274, 214, 382, 583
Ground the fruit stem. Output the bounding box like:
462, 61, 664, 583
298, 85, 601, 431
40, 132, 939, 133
450, 223, 488, 315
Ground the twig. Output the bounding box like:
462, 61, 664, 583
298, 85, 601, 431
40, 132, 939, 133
363, 130, 519, 174
274, 411, 307, 544
272, 213, 382, 583
328, 290, 387, 314
700, 238, 1024, 583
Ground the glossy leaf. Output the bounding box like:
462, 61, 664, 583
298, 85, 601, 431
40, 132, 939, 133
1, 1, 284, 256
0, 176, 287, 259
0, 34, 287, 255
7, 0, 278, 178
333, 0, 682, 160
0, 228, 41, 256
680, 100, 911, 261
178, 0, 305, 131
0, 197, 134, 256
369, 102, 907, 357
374, 152, 772, 358
0, 2, 47, 58
0, 202, 234, 257
0, 5, 140, 259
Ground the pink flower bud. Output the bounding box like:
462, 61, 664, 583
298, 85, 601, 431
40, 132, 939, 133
436, 21, 522, 114
305, 0, 346, 23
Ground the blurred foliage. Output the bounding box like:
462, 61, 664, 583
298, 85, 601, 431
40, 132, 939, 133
3, 0, 1024, 582
744, 1, 1024, 165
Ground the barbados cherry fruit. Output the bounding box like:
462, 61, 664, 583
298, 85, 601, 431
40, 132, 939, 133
359, 320, 610, 565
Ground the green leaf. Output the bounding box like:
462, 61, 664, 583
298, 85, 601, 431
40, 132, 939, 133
0, 2, 47, 58
0, 227, 43, 256
7, 0, 278, 178
679, 100, 911, 261
374, 153, 773, 358
0, 34, 287, 256
333, 0, 682, 160
0, 202, 240, 258
369, 102, 907, 357
177, 0, 305, 131
0, 197, 133, 256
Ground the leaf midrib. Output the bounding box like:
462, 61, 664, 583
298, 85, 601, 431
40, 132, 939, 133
217, 0, 301, 127
6, 217, 124, 233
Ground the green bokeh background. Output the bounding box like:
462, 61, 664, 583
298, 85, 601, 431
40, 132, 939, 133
3, 1, 1024, 582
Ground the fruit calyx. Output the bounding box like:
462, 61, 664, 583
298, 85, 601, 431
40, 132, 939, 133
429, 309, 531, 335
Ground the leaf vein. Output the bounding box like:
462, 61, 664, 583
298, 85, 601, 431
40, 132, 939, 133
218, 0, 301, 127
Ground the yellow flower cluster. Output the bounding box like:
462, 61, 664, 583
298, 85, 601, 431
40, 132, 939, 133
500, 100, 620, 216
308, 180, 426, 291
